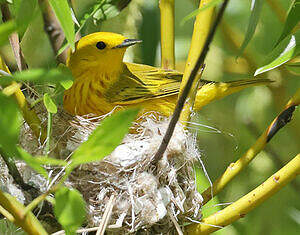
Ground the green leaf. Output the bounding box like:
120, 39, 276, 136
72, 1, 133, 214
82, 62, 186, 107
285, 62, 300, 74
34, 156, 68, 166
180, 0, 223, 26
17, 148, 48, 178
54, 187, 86, 234
71, 108, 139, 166
0, 20, 17, 46
51, 64, 74, 106
79, 0, 131, 29
93, 0, 130, 23
43, 93, 57, 114
57, 64, 74, 90
0, 68, 74, 86
255, 31, 300, 76
13, 0, 38, 36
276, 0, 300, 46
59, 79, 73, 90
49, 0, 75, 51
238, 0, 264, 57
57, 41, 69, 57
0, 94, 20, 156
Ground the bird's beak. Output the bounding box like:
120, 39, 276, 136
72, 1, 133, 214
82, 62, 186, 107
113, 39, 142, 49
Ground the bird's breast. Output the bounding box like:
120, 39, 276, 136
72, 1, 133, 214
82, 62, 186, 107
63, 75, 116, 116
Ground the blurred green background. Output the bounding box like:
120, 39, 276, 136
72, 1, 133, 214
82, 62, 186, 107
0, 0, 299, 234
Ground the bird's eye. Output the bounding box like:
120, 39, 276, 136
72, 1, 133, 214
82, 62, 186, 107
96, 41, 106, 50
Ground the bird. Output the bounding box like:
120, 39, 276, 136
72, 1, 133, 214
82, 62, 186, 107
63, 32, 270, 118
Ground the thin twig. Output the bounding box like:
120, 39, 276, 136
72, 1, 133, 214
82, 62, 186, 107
45, 112, 53, 155
38, 0, 67, 63
168, 209, 183, 235
22, 190, 53, 219
51, 195, 116, 235
152, 0, 230, 163
52, 227, 98, 235
96, 195, 115, 235
0, 3, 27, 71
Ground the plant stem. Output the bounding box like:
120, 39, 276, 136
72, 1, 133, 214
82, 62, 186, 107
0, 3, 27, 71
186, 153, 300, 234
153, 0, 229, 162
38, 0, 67, 63
201, 88, 300, 205
178, 0, 215, 124
0, 205, 15, 222
45, 112, 53, 156
22, 189, 54, 218
159, 0, 175, 69
0, 148, 34, 191
246, 122, 300, 195
0, 190, 48, 235
15, 89, 47, 143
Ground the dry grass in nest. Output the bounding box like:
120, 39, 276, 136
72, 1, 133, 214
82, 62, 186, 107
17, 106, 206, 234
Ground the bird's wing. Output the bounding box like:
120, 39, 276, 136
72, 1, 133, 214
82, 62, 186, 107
104, 62, 183, 104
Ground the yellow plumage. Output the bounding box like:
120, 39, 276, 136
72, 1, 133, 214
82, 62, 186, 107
63, 32, 270, 117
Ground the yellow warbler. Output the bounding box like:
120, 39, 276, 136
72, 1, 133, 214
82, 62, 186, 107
63, 32, 270, 117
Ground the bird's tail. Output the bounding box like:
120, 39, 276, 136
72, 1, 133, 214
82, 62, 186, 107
194, 78, 272, 111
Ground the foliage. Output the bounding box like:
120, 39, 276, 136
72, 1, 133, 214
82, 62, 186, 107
237, 0, 264, 56
255, 30, 300, 75
0, 0, 299, 234
0, 20, 17, 46
49, 0, 75, 50
276, 0, 300, 45
54, 187, 86, 235
0, 94, 20, 156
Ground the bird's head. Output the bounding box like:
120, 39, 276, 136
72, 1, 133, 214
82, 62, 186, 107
67, 32, 141, 77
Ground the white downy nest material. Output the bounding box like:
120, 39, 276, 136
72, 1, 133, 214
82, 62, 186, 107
19, 107, 204, 234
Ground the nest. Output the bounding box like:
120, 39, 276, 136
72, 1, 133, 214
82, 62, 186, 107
17, 106, 205, 234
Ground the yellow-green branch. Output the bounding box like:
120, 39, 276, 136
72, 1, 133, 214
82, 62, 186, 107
22, 185, 59, 218
186, 153, 300, 234
179, 0, 215, 124
152, 0, 229, 162
14, 88, 47, 143
159, 0, 175, 70
201, 88, 300, 205
0, 190, 48, 235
